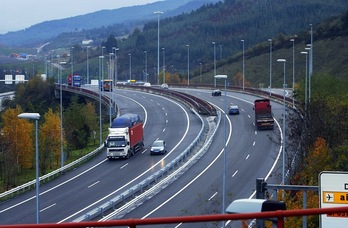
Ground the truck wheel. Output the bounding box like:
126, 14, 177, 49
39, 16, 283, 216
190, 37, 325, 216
126, 151, 131, 159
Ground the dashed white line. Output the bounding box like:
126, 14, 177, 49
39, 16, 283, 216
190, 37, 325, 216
253, 141, 256, 146
209, 192, 218, 201
163, 128, 166, 132
248, 115, 251, 118
120, 163, 128, 169
246, 154, 250, 160
40, 203, 56, 212
232, 170, 238, 177
255, 131, 258, 135
88, 181, 100, 188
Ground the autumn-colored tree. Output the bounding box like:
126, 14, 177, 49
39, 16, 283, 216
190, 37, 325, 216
84, 102, 99, 146
39, 108, 66, 173
1, 105, 34, 188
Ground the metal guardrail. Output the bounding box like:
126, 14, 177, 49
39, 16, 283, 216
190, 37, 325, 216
74, 110, 220, 222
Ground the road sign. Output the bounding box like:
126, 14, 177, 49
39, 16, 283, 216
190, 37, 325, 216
320, 171, 348, 227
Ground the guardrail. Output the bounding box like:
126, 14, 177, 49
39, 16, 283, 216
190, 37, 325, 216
74, 109, 220, 222
0, 85, 217, 202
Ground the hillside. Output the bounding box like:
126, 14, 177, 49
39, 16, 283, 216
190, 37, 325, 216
0, 0, 220, 47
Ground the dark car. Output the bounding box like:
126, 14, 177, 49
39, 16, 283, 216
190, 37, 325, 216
228, 105, 240, 115
150, 140, 167, 155
212, 89, 222, 96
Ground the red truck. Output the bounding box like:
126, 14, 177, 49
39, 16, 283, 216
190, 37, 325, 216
105, 113, 144, 159
254, 99, 274, 130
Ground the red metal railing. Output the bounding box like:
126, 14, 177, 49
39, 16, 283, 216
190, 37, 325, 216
1, 206, 348, 228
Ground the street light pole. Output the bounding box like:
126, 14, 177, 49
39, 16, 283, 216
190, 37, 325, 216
18, 113, 41, 224
241, 39, 245, 90
214, 74, 227, 227
86, 46, 90, 84
277, 59, 287, 193
301, 51, 309, 110
154, 11, 163, 85
306, 44, 312, 102
268, 39, 272, 96
200, 63, 202, 84
71, 47, 74, 76
113, 47, 119, 83
99, 56, 104, 146
144, 50, 148, 82
290, 38, 295, 108
186, 44, 190, 86
59, 61, 66, 169
129, 53, 132, 80
212, 42, 216, 87
162, 47, 165, 84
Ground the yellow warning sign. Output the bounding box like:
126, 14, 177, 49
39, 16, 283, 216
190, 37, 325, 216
323, 191, 348, 204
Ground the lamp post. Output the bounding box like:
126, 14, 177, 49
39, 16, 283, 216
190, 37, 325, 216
214, 74, 227, 227
99, 56, 104, 146
200, 63, 202, 84
154, 11, 163, 85
59, 61, 66, 168
18, 113, 41, 224
144, 50, 148, 82
219, 44, 223, 60
268, 39, 272, 96
71, 47, 74, 76
241, 39, 245, 90
109, 53, 114, 127
212, 42, 216, 87
86, 46, 90, 85
186, 44, 190, 86
290, 38, 295, 108
277, 59, 286, 192
301, 51, 309, 110
113, 47, 119, 83
309, 24, 313, 87
306, 44, 312, 102
128, 53, 132, 81
162, 47, 165, 84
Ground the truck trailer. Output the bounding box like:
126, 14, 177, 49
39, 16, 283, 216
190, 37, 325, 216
105, 113, 144, 159
253, 99, 274, 130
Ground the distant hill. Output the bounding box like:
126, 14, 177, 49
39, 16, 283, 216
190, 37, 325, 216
0, 0, 220, 47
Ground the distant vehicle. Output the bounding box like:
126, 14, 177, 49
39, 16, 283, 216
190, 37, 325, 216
143, 82, 151, 87
105, 113, 144, 159
161, 83, 169, 89
228, 105, 240, 115
212, 89, 222, 96
67, 74, 81, 87
150, 140, 167, 155
100, 79, 113, 91
253, 99, 274, 130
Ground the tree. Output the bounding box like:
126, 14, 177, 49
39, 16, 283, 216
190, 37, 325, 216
39, 108, 65, 172
1, 105, 34, 188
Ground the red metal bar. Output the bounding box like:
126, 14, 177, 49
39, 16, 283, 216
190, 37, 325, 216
1, 206, 348, 227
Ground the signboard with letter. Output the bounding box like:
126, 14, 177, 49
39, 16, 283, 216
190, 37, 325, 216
320, 171, 348, 227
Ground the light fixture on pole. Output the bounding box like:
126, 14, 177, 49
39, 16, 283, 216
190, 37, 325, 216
98, 56, 104, 146
144, 50, 148, 82
129, 53, 132, 80
186, 44, 190, 86
162, 47, 165, 84
268, 39, 272, 96
200, 63, 202, 84
59, 61, 66, 168
241, 39, 245, 90
290, 38, 295, 108
154, 11, 163, 85
277, 58, 286, 193
113, 47, 119, 83
86, 46, 90, 85
18, 113, 41, 224
301, 51, 309, 110
213, 42, 216, 87
214, 74, 227, 227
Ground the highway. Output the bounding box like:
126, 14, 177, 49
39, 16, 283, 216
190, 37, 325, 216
121, 88, 284, 228
0, 89, 201, 224
0, 87, 284, 226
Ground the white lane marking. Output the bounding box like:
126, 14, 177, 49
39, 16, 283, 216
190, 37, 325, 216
59, 95, 191, 223
232, 170, 238, 177
142, 149, 147, 154
120, 163, 128, 169
40, 203, 56, 212
166, 120, 168, 123
246, 154, 250, 160
208, 192, 218, 201
248, 115, 251, 118
253, 141, 256, 146
255, 131, 257, 135
163, 128, 166, 132
88, 181, 100, 188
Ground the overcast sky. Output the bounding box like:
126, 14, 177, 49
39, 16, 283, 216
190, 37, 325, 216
0, 0, 159, 34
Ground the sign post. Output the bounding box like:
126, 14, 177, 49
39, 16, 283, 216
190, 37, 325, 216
320, 171, 348, 227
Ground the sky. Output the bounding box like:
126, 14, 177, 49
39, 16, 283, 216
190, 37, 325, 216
0, 0, 159, 34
